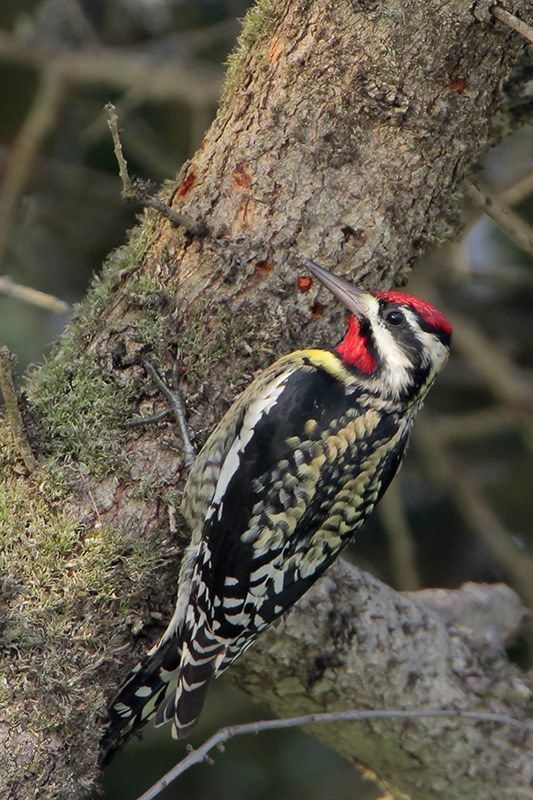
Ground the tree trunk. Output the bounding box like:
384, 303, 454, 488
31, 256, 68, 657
0, 1, 530, 798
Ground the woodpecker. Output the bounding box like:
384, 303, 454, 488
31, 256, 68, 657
101, 261, 452, 762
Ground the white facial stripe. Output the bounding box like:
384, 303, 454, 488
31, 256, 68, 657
367, 304, 413, 396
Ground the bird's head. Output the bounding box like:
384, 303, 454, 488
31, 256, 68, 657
305, 260, 452, 401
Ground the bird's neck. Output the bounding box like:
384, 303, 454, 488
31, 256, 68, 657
336, 316, 377, 375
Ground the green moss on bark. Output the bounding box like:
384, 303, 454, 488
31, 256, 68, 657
71, 218, 157, 337
180, 297, 276, 394
24, 221, 159, 478
27, 353, 132, 478
223, 0, 284, 101
0, 428, 167, 745
0, 435, 160, 630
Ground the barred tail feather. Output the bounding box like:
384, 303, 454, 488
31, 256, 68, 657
99, 636, 181, 765
157, 629, 227, 740
172, 650, 221, 740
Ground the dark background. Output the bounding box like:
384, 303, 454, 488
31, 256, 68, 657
0, 2, 531, 798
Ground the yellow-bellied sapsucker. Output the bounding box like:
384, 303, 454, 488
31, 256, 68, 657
101, 261, 452, 761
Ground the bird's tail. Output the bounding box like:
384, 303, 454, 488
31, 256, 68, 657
154, 627, 226, 740
99, 636, 181, 766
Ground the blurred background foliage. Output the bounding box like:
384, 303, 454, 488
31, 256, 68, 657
0, 1, 531, 799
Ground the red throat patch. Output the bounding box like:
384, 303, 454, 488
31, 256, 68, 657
375, 291, 452, 336
336, 316, 376, 373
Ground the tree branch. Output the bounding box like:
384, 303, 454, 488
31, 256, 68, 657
227, 560, 532, 800
409, 582, 526, 651
0, 31, 223, 104
138, 707, 527, 800
0, 64, 66, 267
490, 5, 533, 43
0, 275, 70, 313
468, 181, 533, 257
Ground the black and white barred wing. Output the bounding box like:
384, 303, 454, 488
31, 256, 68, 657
168, 360, 409, 738
99, 359, 298, 760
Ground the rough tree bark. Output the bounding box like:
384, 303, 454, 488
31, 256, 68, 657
0, 1, 531, 799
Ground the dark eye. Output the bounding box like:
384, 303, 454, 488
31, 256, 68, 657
384, 309, 405, 326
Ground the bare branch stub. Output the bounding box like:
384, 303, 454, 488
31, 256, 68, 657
104, 102, 134, 198
140, 356, 197, 468
0, 345, 38, 472
142, 196, 208, 237
104, 102, 207, 237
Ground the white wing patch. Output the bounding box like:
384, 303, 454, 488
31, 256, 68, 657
206, 369, 296, 519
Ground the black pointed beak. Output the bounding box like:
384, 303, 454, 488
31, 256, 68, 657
303, 260, 371, 318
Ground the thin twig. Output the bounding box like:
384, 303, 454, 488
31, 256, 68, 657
104, 103, 133, 196
135, 708, 526, 800
104, 103, 207, 236
123, 409, 172, 428
468, 182, 533, 257
80, 21, 236, 151
490, 6, 533, 44
172, 357, 197, 468
143, 197, 207, 237
0, 346, 38, 472
0, 275, 69, 314
119, 121, 178, 179
80, 86, 151, 150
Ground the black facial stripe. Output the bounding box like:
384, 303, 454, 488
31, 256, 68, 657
379, 299, 451, 347
359, 316, 380, 367
410, 362, 431, 392
385, 315, 420, 360
417, 317, 452, 347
